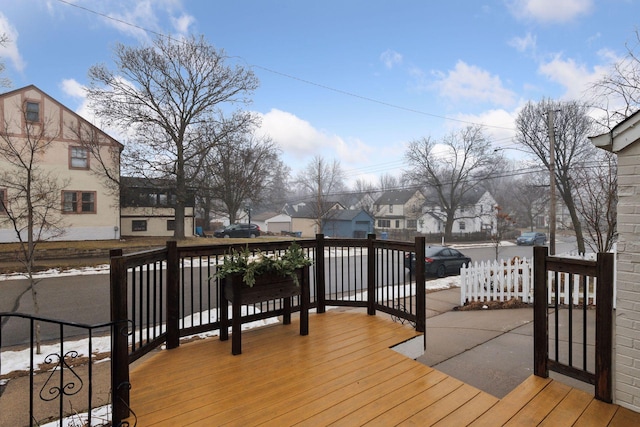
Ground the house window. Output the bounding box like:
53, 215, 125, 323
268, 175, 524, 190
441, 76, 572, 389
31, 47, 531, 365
62, 191, 96, 213
69, 146, 89, 169
0, 188, 7, 214
389, 204, 393, 213
407, 219, 417, 229
26, 101, 40, 122
395, 220, 400, 228
132, 220, 147, 231
167, 220, 176, 231
377, 219, 390, 228
459, 221, 466, 230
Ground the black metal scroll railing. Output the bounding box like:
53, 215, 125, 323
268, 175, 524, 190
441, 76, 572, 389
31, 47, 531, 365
0, 313, 129, 427
108, 234, 428, 423
533, 245, 614, 403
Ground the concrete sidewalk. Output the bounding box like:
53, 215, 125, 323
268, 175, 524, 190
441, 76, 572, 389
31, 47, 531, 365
419, 287, 594, 398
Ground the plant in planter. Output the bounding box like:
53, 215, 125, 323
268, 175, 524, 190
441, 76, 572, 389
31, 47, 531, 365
216, 242, 313, 355
215, 242, 313, 287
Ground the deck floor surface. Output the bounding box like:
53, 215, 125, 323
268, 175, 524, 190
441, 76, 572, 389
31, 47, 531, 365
125, 311, 640, 426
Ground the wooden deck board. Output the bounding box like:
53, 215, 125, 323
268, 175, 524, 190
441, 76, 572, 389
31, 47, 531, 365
124, 311, 640, 426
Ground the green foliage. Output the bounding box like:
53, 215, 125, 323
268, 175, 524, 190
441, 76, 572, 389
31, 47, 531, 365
215, 242, 313, 287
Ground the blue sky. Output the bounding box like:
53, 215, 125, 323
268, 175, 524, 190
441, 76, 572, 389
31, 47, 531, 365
0, 0, 638, 185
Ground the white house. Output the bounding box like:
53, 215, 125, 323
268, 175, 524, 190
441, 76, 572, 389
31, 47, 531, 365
590, 110, 640, 412
417, 190, 497, 235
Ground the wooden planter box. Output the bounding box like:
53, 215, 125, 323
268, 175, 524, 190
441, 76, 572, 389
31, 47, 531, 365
219, 266, 310, 355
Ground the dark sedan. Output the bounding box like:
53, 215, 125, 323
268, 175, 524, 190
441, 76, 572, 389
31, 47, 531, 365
516, 232, 546, 246
404, 246, 472, 278
214, 223, 261, 238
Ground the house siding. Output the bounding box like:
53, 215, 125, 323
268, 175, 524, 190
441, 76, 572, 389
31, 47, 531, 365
615, 141, 640, 412
0, 86, 121, 242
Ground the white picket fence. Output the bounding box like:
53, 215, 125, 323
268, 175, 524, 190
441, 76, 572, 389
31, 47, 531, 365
459, 257, 600, 307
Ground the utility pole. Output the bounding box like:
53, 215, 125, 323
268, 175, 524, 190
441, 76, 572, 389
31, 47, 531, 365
547, 110, 556, 255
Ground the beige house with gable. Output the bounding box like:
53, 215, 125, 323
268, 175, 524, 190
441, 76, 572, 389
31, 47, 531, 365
591, 110, 640, 412
0, 85, 122, 242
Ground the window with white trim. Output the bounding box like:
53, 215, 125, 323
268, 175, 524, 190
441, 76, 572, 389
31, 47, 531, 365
69, 146, 89, 169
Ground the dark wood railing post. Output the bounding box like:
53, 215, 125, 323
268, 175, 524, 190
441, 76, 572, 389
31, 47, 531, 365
415, 236, 426, 334
367, 233, 376, 315
109, 248, 130, 422
315, 234, 326, 313
595, 251, 614, 403
533, 245, 549, 378
166, 240, 180, 349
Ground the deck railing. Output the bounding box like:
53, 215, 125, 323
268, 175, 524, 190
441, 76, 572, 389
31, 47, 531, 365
533, 246, 614, 403
108, 233, 427, 424
0, 313, 123, 426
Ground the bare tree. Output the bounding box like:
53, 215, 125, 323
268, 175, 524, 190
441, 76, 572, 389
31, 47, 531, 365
491, 205, 516, 260
590, 30, 640, 127
573, 150, 618, 252
404, 125, 501, 241
515, 99, 595, 254
296, 156, 346, 231
0, 33, 12, 88
86, 34, 259, 238
202, 130, 281, 224
511, 172, 549, 231
0, 104, 68, 353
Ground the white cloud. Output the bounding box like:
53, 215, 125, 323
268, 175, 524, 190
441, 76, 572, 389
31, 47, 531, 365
509, 32, 537, 53
380, 49, 403, 69
171, 13, 194, 35
538, 54, 610, 100
508, 0, 593, 23
0, 12, 26, 72
257, 109, 380, 184
433, 61, 516, 107
454, 108, 520, 146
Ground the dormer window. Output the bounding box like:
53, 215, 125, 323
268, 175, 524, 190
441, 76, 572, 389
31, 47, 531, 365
26, 101, 40, 122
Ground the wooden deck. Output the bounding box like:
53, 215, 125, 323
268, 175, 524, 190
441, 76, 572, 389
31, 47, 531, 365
125, 311, 640, 426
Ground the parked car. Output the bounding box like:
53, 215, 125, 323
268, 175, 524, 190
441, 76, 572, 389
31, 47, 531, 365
404, 246, 471, 278
214, 223, 261, 238
516, 232, 546, 246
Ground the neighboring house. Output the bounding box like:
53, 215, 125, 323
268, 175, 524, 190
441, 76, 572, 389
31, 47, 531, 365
284, 201, 345, 238
0, 85, 121, 242
418, 191, 496, 235
265, 213, 292, 234
248, 210, 279, 234
373, 189, 425, 232
417, 190, 497, 236
120, 177, 195, 237
590, 111, 640, 412
340, 192, 377, 214
322, 209, 375, 238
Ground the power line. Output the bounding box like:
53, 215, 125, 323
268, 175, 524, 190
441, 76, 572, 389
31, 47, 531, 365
55, 0, 517, 133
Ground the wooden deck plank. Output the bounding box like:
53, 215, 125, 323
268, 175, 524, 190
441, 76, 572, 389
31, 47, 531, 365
362, 376, 465, 425
432, 392, 500, 426
402, 383, 481, 425
573, 399, 619, 427
271, 360, 427, 426
122, 312, 640, 427
504, 380, 572, 426
328, 370, 451, 426
469, 371, 552, 427
538, 388, 593, 426
609, 406, 640, 426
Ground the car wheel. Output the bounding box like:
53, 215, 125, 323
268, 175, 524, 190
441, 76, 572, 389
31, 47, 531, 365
223, 235, 230, 238
249, 233, 256, 238
436, 264, 446, 278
